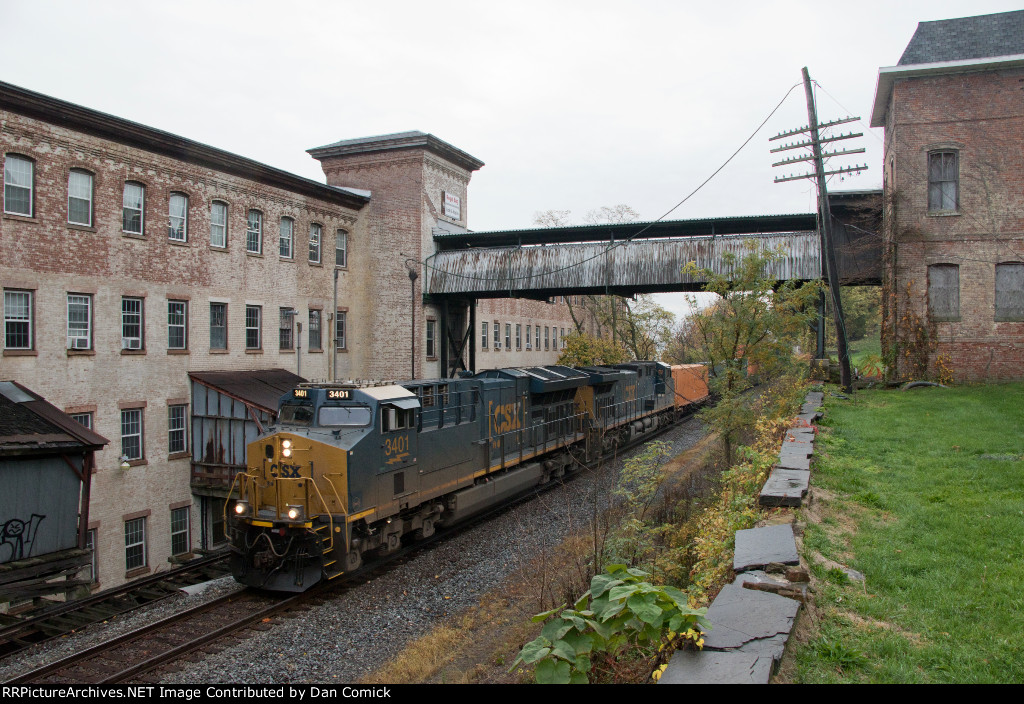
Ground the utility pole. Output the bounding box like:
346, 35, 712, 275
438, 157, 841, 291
770, 67, 866, 392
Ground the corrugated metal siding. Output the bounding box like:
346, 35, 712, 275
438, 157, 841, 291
426, 232, 822, 296
0, 456, 81, 563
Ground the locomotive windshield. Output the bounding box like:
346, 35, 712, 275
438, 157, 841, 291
279, 401, 314, 426
318, 405, 372, 427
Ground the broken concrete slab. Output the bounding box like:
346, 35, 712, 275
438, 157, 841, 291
659, 649, 773, 684
700, 583, 801, 666
734, 570, 808, 602
759, 469, 810, 507
734, 523, 799, 572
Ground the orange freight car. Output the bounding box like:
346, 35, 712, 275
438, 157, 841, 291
671, 364, 710, 409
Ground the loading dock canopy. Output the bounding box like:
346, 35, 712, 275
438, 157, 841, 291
189, 369, 306, 413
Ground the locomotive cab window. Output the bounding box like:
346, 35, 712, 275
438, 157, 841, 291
318, 405, 372, 427
279, 402, 314, 426
381, 405, 415, 432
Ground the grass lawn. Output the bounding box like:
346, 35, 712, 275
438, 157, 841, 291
790, 382, 1024, 683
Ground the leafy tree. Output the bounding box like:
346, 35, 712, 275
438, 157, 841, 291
683, 244, 820, 462
557, 331, 629, 367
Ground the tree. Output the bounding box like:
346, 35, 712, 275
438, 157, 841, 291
683, 244, 821, 462
532, 205, 675, 359
557, 331, 629, 367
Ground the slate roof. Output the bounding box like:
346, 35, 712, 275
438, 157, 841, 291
0, 381, 108, 454
898, 10, 1024, 65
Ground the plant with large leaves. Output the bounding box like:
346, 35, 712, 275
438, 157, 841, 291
512, 564, 709, 684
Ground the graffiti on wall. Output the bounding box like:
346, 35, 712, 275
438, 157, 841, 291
0, 514, 46, 563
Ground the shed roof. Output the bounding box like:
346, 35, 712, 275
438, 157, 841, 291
0, 381, 108, 454
898, 10, 1024, 65
189, 369, 306, 413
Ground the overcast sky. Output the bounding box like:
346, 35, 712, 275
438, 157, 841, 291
4, 0, 1020, 318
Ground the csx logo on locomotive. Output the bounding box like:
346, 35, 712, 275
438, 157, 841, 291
488, 400, 522, 435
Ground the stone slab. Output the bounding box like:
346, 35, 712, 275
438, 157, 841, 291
780, 443, 812, 459
796, 411, 821, 424
700, 583, 801, 665
805, 391, 824, 404
733, 523, 799, 572
734, 569, 809, 601
759, 469, 810, 507
776, 452, 810, 471
659, 649, 773, 684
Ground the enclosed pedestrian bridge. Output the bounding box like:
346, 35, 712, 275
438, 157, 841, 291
425, 190, 881, 375
426, 191, 881, 300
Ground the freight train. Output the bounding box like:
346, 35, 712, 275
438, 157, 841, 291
227, 363, 709, 591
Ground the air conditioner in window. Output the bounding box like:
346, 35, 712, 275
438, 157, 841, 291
526, 343, 532, 349
71, 337, 90, 350
495, 343, 502, 350
123, 338, 141, 350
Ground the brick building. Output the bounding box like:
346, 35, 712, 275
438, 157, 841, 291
1, 82, 573, 591
871, 10, 1024, 382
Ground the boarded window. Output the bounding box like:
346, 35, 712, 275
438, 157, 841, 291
928, 264, 960, 322
995, 263, 1024, 322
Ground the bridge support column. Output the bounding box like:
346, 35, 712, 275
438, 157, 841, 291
437, 297, 473, 378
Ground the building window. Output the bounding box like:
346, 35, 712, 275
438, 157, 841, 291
928, 151, 958, 212
526, 324, 532, 349
245, 305, 261, 349
516, 324, 522, 349
85, 528, 97, 583
67, 294, 92, 350
4, 154, 34, 216
168, 404, 187, 454
280, 307, 294, 350
122, 297, 144, 350
170, 507, 190, 556
123, 182, 144, 234
995, 262, 1024, 322
279, 217, 294, 258
426, 319, 436, 358
124, 517, 146, 571
544, 326, 550, 350
535, 325, 540, 350
493, 320, 500, 349
210, 303, 227, 350
70, 412, 93, 430
68, 169, 93, 226
309, 310, 322, 350
482, 321, 488, 349
336, 230, 348, 267
169, 193, 188, 241
246, 210, 262, 254
309, 223, 322, 264
561, 328, 566, 348
210, 201, 228, 247
505, 323, 511, 350
552, 327, 558, 351
168, 300, 188, 350
335, 310, 346, 350
4, 290, 32, 350
121, 408, 143, 461
928, 264, 960, 322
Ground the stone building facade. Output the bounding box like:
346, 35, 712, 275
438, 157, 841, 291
1, 84, 573, 591
871, 10, 1024, 382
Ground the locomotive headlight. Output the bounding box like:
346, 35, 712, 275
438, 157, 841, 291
234, 501, 249, 516
281, 439, 292, 449
286, 505, 303, 521
282, 448, 293, 458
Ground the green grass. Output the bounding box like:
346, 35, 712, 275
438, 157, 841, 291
792, 383, 1024, 683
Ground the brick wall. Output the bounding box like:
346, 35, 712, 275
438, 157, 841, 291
881, 67, 1024, 382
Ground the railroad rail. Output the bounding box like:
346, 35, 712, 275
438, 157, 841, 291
0, 552, 229, 660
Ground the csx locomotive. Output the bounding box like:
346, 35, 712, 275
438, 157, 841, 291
227, 362, 709, 591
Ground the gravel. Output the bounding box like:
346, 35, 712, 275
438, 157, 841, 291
0, 419, 706, 684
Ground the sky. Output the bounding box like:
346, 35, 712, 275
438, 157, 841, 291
4, 0, 1021, 319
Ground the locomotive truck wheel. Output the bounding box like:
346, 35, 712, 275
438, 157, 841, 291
412, 518, 434, 540
345, 549, 362, 572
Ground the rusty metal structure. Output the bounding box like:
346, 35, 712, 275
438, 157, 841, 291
425, 194, 882, 376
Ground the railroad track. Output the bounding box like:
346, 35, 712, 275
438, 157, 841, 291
5, 589, 307, 684
0, 553, 230, 661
